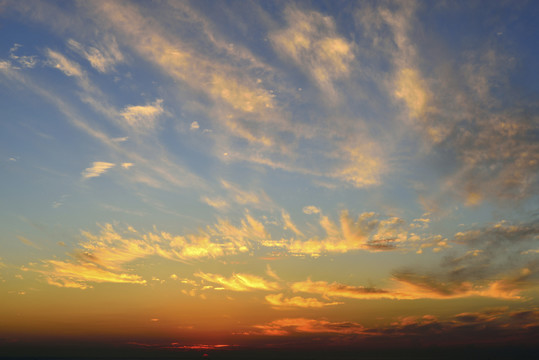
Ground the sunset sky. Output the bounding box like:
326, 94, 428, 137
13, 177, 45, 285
1, 0, 538, 353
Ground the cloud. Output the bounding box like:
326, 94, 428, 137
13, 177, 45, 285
9, 44, 38, 69
220, 180, 273, 209
247, 306, 539, 347
195, 272, 279, 292
265, 264, 280, 280
121, 162, 133, 169
270, 5, 355, 100
454, 219, 539, 248
328, 141, 385, 188
278, 211, 413, 257
81, 161, 115, 179
46, 49, 83, 77
67, 36, 124, 73
41, 260, 146, 289
82, 1, 384, 190
281, 210, 303, 237
120, 99, 164, 132
373, 1, 538, 205
252, 318, 366, 336
291, 279, 410, 300
265, 293, 342, 308
17, 235, 41, 249
190, 121, 200, 130
201, 196, 229, 210
302, 206, 320, 215
392, 264, 539, 300
390, 217, 539, 300
0, 60, 11, 70
394, 68, 430, 120
33, 212, 269, 289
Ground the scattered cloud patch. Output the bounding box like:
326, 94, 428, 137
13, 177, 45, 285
190, 121, 200, 130
120, 99, 164, 132
82, 161, 115, 179
302, 205, 320, 215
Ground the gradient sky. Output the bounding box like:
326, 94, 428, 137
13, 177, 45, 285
1, 0, 538, 351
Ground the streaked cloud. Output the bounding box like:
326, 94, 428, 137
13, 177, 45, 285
195, 272, 279, 292
41, 260, 146, 289
201, 196, 229, 210
281, 210, 303, 237
67, 37, 124, 73
270, 5, 355, 100
265, 293, 342, 308
220, 180, 273, 209
16, 235, 41, 249
393, 265, 538, 300
253, 318, 366, 336
2, 1, 538, 349
276, 211, 415, 257
291, 279, 410, 300
46, 49, 83, 77
81, 161, 115, 179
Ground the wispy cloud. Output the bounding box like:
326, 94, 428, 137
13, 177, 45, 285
41, 260, 146, 289
195, 272, 279, 292
270, 5, 355, 101
120, 99, 164, 132
291, 279, 410, 300
272, 211, 416, 257
31, 212, 267, 288
393, 264, 538, 300
46, 49, 83, 77
252, 318, 366, 336
266, 293, 342, 308
17, 235, 41, 249
201, 196, 229, 210
67, 36, 124, 73
81, 161, 115, 179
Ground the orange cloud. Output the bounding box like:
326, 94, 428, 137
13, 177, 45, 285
291, 278, 411, 300
41, 260, 146, 289
393, 267, 537, 300
265, 293, 342, 308
253, 318, 366, 336
195, 272, 279, 292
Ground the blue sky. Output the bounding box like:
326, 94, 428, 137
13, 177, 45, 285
1, 0, 538, 350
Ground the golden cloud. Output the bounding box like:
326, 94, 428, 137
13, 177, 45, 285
195, 272, 279, 292
265, 293, 342, 308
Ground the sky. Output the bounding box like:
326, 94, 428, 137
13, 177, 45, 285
0, 0, 538, 353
